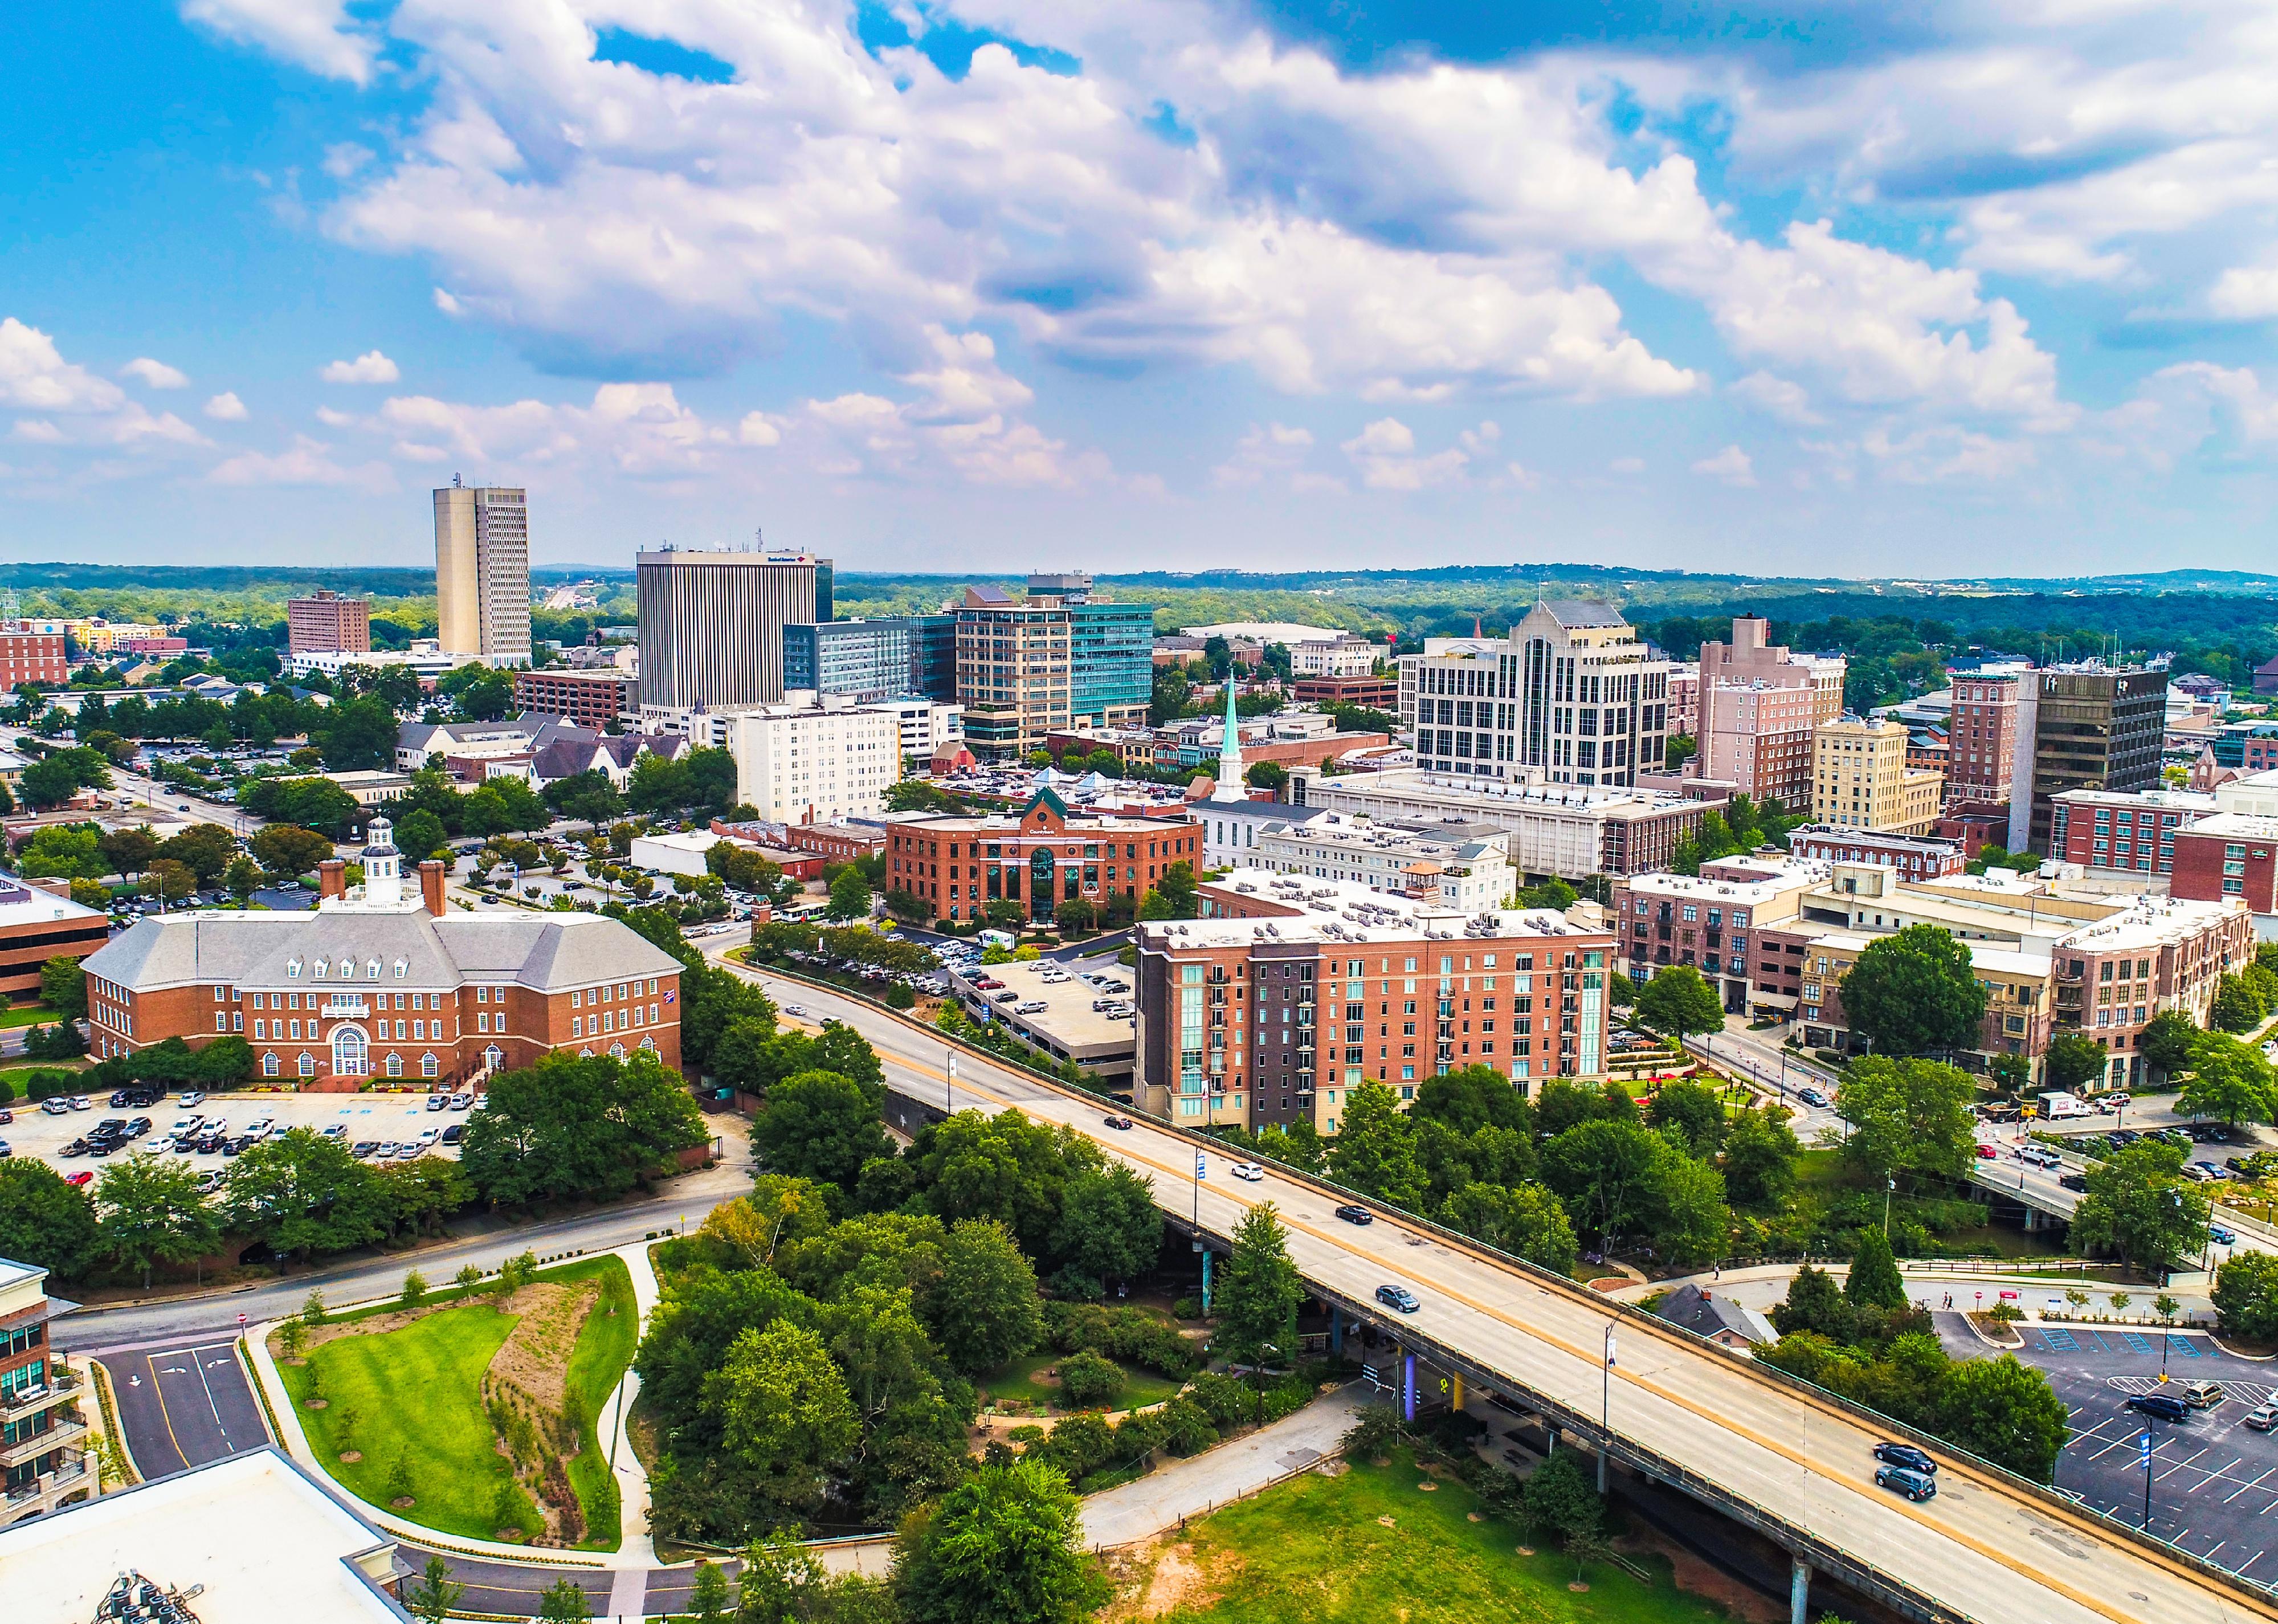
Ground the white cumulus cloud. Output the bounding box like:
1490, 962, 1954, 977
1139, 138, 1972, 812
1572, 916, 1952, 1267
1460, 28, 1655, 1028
204, 391, 250, 421
321, 349, 401, 385
1691, 446, 1757, 487
121, 357, 190, 389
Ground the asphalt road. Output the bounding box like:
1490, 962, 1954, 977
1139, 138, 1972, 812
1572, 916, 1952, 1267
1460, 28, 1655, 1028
709, 944, 2267, 1624
1995, 1318, 2278, 1586
103, 1339, 267, 1479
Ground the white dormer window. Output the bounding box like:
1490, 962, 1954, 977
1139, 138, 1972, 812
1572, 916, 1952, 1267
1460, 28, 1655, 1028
394, 958, 409, 978
313, 959, 328, 978
287, 960, 302, 978
367, 958, 381, 979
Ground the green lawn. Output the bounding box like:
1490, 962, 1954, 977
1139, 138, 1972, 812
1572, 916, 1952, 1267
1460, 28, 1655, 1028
1149, 1448, 1742, 1623
0, 1005, 64, 1029
984, 1349, 1185, 1413
273, 1256, 634, 1549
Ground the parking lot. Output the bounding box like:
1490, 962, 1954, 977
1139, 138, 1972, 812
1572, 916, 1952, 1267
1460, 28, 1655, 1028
0, 1086, 471, 1176
1998, 1318, 2278, 1582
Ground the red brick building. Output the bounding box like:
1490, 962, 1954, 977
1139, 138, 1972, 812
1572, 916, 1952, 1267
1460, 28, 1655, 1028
1787, 825, 1966, 880
0, 621, 67, 689
2046, 787, 2215, 878
884, 789, 1199, 924
79, 818, 681, 1090
1291, 675, 1398, 710
1947, 672, 2026, 806
2170, 812, 2278, 915
513, 668, 634, 729
0, 874, 110, 1006
287, 591, 371, 656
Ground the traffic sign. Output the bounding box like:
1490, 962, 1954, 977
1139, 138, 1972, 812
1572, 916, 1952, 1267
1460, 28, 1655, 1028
1195, 1152, 1207, 1180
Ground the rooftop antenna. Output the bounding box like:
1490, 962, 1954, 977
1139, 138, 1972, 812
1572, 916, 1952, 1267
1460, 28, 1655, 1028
453, 472, 463, 488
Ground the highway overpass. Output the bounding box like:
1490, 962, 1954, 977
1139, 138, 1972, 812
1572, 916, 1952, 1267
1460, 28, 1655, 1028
722, 948, 2278, 1624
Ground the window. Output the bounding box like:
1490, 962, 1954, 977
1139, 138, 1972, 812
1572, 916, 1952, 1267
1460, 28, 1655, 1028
297, 1052, 316, 1078
262, 1052, 280, 1077
422, 1052, 440, 1078
385, 1052, 403, 1078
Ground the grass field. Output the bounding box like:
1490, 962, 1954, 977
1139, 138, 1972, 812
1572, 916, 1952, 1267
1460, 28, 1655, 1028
273, 1256, 634, 1549
1136, 1448, 1742, 1623
985, 1349, 1185, 1413
1795, 1148, 2067, 1259
0, 1005, 63, 1030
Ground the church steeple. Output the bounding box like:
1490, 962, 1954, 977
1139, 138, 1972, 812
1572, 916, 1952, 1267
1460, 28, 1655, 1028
1217, 673, 1245, 793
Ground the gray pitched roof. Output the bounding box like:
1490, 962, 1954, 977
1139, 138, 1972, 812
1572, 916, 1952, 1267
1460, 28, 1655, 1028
1541, 599, 1629, 629
1651, 1283, 1771, 1345
83, 908, 681, 994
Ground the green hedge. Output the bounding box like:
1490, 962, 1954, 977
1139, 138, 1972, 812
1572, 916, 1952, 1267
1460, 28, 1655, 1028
1040, 1301, 1203, 1379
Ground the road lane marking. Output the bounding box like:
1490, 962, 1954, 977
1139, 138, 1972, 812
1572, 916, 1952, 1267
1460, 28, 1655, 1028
139, 1352, 194, 1474
748, 964, 2278, 1624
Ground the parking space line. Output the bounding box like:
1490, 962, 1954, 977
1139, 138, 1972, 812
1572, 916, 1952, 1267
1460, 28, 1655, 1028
2123, 1332, 2154, 1354
2240, 1552, 2264, 1576
2222, 1467, 2273, 1504
2089, 1332, 2113, 1353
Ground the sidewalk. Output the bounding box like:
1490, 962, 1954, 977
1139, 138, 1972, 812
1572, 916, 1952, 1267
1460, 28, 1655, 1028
1080, 1384, 1366, 1549
601, 1240, 661, 1566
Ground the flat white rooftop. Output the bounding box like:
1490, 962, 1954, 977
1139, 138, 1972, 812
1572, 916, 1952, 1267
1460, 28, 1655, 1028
0, 1448, 406, 1623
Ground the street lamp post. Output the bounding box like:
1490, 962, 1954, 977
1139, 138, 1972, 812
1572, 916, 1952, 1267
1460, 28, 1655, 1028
946, 1050, 957, 1116
2141, 1429, 2155, 1530
1600, 1325, 1616, 1493
1884, 1177, 1896, 1238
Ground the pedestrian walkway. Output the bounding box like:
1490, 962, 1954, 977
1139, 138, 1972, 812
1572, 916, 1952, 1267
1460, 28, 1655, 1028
1080, 1384, 1366, 1548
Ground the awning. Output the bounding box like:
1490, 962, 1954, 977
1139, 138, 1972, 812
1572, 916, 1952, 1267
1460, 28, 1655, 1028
1750, 992, 1799, 1010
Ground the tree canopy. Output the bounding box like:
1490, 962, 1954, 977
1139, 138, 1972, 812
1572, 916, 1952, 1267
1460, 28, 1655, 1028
1838, 924, 1989, 1056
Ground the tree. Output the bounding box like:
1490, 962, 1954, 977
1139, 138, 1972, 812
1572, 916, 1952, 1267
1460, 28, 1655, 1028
2140, 1009, 2204, 1077
99, 826, 160, 882
1540, 1119, 1664, 1245
706, 840, 781, 894
0, 1161, 103, 1280
97, 1154, 223, 1288
141, 858, 197, 907
315, 693, 401, 773
1052, 897, 1097, 936
704, 1319, 859, 1511
218, 1129, 389, 1263
1512, 876, 1579, 911
1215, 1202, 1303, 1366
38, 956, 87, 1020
393, 809, 449, 864
1634, 966, 1726, 1042
1520, 1448, 1601, 1549
1155, 861, 1198, 919
158, 823, 239, 885
460, 1051, 708, 1206
1838, 923, 1990, 1056
1410, 1064, 1532, 1136
546, 769, 626, 830
241, 777, 362, 839
1719, 1106, 1801, 1210
2214, 1251, 2278, 1343
463, 777, 549, 838
2211, 973, 2265, 1034
1439, 1182, 1578, 1275
826, 864, 873, 922
934, 1218, 1043, 1375
2071, 1140, 2211, 1272
1326, 1082, 1424, 1208
1771, 1264, 1855, 1341
1937, 1354, 2069, 1482
250, 823, 336, 882
684, 1559, 731, 1624
750, 1069, 895, 1194
1836, 1056, 1978, 1182
402, 1556, 466, 1624
894, 1457, 1103, 1624
223, 854, 262, 904
1646, 1078, 1727, 1156
1056, 1164, 1162, 1287
536, 1578, 593, 1622
399, 1269, 429, 1311
2177, 1037, 2275, 1127
2042, 1031, 2108, 1092
1846, 1227, 1908, 1311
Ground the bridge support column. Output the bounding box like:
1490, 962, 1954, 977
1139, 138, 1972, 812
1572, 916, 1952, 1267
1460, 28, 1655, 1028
1200, 1247, 1213, 1314
1790, 1557, 1810, 1624
1330, 1306, 1344, 1356
1402, 1353, 1417, 1422
2023, 1205, 2042, 1234
1449, 1370, 1463, 1410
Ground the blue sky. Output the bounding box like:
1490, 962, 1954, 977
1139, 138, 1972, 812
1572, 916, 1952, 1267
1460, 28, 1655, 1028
4, 1, 2277, 577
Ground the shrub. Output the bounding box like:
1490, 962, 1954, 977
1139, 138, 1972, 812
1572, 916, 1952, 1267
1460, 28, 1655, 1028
1157, 1397, 1218, 1456
1055, 1350, 1123, 1409
1172, 1296, 1204, 1321
1030, 1412, 1115, 1480
25, 1070, 76, 1101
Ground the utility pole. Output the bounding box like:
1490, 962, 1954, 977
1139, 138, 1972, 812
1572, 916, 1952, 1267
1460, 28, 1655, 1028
946, 1050, 957, 1115
1884, 1177, 1896, 1238
1600, 1325, 1615, 1493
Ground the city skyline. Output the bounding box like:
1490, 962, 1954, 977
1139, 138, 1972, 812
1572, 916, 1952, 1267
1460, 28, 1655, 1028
5, 3, 2278, 576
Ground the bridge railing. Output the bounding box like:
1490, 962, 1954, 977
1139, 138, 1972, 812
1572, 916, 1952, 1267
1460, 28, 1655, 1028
748, 959, 2278, 1616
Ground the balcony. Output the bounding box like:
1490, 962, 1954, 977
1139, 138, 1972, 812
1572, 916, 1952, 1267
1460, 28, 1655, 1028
2, 1454, 89, 1515
1, 1414, 87, 1467
1, 1373, 78, 1416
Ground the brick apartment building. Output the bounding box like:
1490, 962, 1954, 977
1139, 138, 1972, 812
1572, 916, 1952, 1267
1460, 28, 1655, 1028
513, 668, 635, 729
1947, 670, 2027, 806
1291, 674, 1398, 711
0, 621, 67, 689
1135, 870, 1612, 1131
2170, 812, 2278, 917
883, 789, 1199, 925
285, 591, 370, 657
0, 874, 110, 1006
0, 1258, 92, 1527
2046, 787, 2215, 879
1786, 825, 1966, 880
79, 818, 681, 1088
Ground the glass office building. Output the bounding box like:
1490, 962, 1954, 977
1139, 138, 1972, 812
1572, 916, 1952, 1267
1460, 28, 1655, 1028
782, 615, 957, 704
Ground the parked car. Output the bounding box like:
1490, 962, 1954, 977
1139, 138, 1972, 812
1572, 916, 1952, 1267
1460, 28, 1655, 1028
64, 1171, 92, 1188
321, 1124, 348, 1140
2182, 1381, 2227, 1409
2128, 1393, 2191, 1423
2243, 1403, 2278, 1433
179, 1091, 205, 1107
352, 1142, 380, 1158
1875, 1465, 1937, 1501
1335, 1204, 1374, 1225
1872, 1442, 1937, 1476
59, 1139, 89, 1157
440, 1124, 466, 1145
41, 1099, 72, 1117
426, 1094, 448, 1112
1375, 1284, 1421, 1314
450, 1093, 472, 1111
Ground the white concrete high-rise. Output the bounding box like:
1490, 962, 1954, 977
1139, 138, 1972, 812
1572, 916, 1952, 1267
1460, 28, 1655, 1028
433, 482, 532, 665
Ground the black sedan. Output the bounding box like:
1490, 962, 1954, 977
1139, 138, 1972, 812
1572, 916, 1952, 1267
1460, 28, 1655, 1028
1873, 1442, 1936, 1476
1101, 1116, 1134, 1131
1334, 1204, 1374, 1225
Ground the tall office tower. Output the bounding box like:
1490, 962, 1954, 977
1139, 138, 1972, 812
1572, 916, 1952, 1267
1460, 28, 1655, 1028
636, 546, 831, 711
1405, 600, 1670, 789
1691, 616, 1846, 805
955, 573, 1152, 760
2020, 662, 2171, 854
432, 482, 532, 664
783, 615, 959, 703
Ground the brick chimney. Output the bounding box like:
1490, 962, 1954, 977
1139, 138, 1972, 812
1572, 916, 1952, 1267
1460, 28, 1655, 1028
419, 859, 447, 917
318, 858, 347, 901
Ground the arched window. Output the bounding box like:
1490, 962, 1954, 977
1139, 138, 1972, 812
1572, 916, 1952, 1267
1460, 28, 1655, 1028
262, 1051, 280, 1077
609, 1042, 626, 1060
297, 1052, 316, 1078
639, 1035, 657, 1052
484, 1044, 504, 1072
384, 1052, 403, 1078
332, 1025, 370, 1078
421, 1052, 440, 1078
